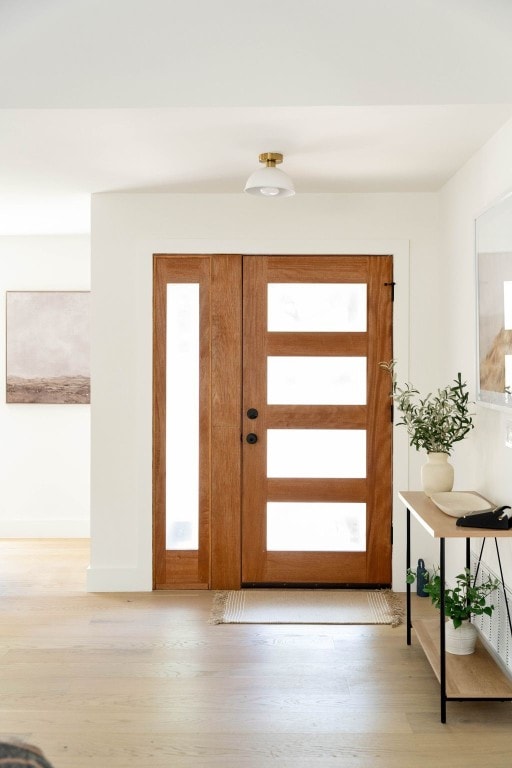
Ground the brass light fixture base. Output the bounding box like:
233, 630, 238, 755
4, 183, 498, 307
259, 152, 283, 167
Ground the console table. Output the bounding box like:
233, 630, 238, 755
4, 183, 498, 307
398, 490, 512, 723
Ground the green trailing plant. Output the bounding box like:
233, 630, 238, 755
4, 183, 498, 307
407, 567, 499, 628
380, 360, 474, 454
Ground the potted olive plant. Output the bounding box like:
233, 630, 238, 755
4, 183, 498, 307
407, 567, 499, 655
380, 361, 474, 495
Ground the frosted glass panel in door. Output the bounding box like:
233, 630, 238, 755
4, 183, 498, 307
267, 356, 366, 404
267, 429, 366, 478
166, 284, 199, 550
267, 503, 366, 551
268, 283, 367, 331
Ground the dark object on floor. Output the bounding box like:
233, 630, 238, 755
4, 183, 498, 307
0, 740, 55, 768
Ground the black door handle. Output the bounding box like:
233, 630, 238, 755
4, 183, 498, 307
246, 433, 258, 444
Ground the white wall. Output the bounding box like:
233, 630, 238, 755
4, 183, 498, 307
439, 116, 512, 584
0, 235, 90, 537
90, 191, 440, 591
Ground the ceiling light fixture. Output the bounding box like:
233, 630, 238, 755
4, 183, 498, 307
244, 152, 295, 197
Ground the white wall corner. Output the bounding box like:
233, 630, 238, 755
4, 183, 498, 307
86, 565, 152, 592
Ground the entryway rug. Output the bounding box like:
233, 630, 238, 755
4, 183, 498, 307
210, 589, 403, 627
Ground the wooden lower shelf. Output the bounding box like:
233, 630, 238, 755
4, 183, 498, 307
414, 618, 512, 699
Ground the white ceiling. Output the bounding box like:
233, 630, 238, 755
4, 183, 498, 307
1, 0, 512, 234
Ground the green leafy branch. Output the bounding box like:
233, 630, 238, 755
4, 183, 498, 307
407, 566, 499, 629
380, 360, 474, 454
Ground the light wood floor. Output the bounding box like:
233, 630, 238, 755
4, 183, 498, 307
1, 540, 512, 767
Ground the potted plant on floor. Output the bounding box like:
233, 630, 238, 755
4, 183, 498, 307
407, 566, 499, 655
380, 360, 474, 495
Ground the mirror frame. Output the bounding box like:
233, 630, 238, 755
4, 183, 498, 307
476, 190, 512, 408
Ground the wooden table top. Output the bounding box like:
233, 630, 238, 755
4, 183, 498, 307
398, 490, 512, 539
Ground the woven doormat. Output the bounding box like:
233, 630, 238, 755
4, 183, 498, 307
210, 589, 403, 626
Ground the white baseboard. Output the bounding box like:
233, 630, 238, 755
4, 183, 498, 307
86, 565, 152, 592
0, 520, 90, 538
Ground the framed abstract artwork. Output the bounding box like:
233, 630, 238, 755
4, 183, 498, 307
476, 192, 512, 408
6, 291, 90, 404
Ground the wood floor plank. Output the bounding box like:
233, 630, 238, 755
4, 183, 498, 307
1, 540, 512, 768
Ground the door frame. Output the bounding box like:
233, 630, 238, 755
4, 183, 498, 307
152, 246, 410, 591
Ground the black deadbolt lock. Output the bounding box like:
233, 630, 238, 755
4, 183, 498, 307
246, 433, 258, 444
247, 408, 259, 419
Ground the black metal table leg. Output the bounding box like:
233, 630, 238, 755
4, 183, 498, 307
406, 506, 411, 645
440, 536, 446, 723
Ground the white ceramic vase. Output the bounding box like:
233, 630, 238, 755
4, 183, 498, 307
445, 619, 477, 655
421, 452, 454, 497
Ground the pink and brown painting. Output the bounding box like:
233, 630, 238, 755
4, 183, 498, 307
6, 291, 90, 404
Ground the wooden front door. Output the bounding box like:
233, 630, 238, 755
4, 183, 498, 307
153, 254, 393, 589
241, 256, 393, 585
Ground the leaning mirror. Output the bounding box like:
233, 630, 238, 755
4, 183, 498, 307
476, 191, 512, 407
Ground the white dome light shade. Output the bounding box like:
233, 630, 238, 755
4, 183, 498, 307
244, 152, 295, 197
244, 166, 295, 197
